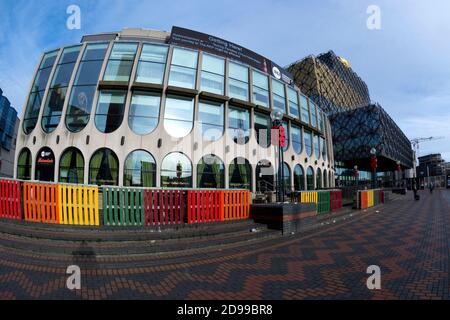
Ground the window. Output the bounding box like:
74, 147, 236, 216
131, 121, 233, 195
314, 134, 320, 159
228, 61, 249, 101
316, 168, 322, 189
229, 157, 252, 190
128, 92, 160, 135
168, 47, 198, 89
288, 87, 300, 119
164, 95, 194, 138
256, 160, 274, 192
124, 150, 156, 187
161, 152, 192, 188
23, 50, 59, 134
197, 154, 225, 188
280, 162, 291, 193
42, 46, 81, 133
272, 79, 286, 114
35, 147, 55, 182
294, 165, 305, 191
17, 148, 32, 180
95, 90, 127, 133
228, 105, 250, 144
304, 129, 313, 157
198, 100, 224, 141
291, 124, 302, 154
252, 70, 269, 107
103, 43, 138, 82
306, 166, 314, 190
201, 53, 224, 95
321, 137, 327, 161
310, 100, 318, 128
135, 44, 168, 84
324, 169, 328, 188
254, 112, 271, 147
66, 43, 108, 132
282, 121, 289, 152
89, 148, 119, 186
59, 147, 84, 184
300, 94, 310, 125
319, 111, 325, 132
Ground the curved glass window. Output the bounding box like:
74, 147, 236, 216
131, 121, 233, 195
282, 121, 289, 152
291, 124, 302, 154
59, 147, 84, 184
129, 92, 160, 135
304, 129, 313, 157
321, 137, 327, 161
197, 154, 225, 188
95, 90, 127, 133
124, 150, 156, 187
316, 168, 322, 189
280, 162, 291, 193
164, 95, 194, 138
89, 148, 119, 186
198, 100, 224, 141
23, 50, 59, 134
254, 112, 271, 148
272, 79, 286, 114
103, 43, 138, 82
161, 152, 192, 188
252, 70, 269, 107
66, 43, 108, 132
168, 48, 198, 89
319, 111, 325, 132
17, 148, 32, 180
288, 87, 300, 119
228, 105, 250, 144
136, 44, 168, 84
314, 134, 320, 159
42, 46, 81, 133
35, 147, 55, 182
300, 94, 310, 125
310, 101, 318, 128
201, 53, 224, 95
324, 169, 328, 188
256, 160, 274, 192
228, 61, 249, 101
306, 166, 314, 190
229, 157, 252, 190
294, 165, 305, 191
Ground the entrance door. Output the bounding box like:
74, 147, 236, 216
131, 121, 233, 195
35, 147, 55, 182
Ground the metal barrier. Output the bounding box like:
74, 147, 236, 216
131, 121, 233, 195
23, 182, 59, 224
222, 190, 251, 221
102, 187, 143, 226
0, 179, 22, 220
144, 189, 184, 226
58, 185, 99, 226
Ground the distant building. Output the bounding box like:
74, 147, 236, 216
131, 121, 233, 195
416, 153, 445, 187
0, 88, 19, 178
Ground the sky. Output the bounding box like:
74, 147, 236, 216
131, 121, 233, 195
0, 0, 449, 160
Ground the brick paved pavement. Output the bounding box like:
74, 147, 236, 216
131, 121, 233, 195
0, 189, 449, 300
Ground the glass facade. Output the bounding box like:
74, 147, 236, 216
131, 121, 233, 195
128, 92, 160, 135
272, 79, 286, 114
95, 90, 127, 133
291, 124, 302, 154
66, 43, 108, 132
228, 62, 249, 101
307, 166, 314, 190
198, 100, 224, 141
89, 148, 119, 186
228, 105, 250, 144
252, 70, 269, 107
288, 87, 300, 119
321, 136, 327, 161
103, 43, 138, 82
316, 168, 322, 189
164, 95, 194, 138
23, 50, 59, 134
197, 154, 225, 188
304, 129, 313, 157
300, 94, 310, 125
17, 148, 32, 180
169, 47, 198, 89
310, 101, 318, 128
161, 152, 192, 188
201, 53, 225, 95
59, 147, 84, 184
136, 44, 168, 84
124, 150, 156, 187
294, 164, 305, 191
314, 134, 320, 159
229, 157, 252, 190
254, 112, 271, 148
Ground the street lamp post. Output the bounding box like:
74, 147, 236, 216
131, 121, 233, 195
370, 148, 377, 189
353, 165, 359, 189
270, 110, 284, 202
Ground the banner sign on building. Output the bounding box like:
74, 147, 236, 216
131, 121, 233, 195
169, 26, 293, 85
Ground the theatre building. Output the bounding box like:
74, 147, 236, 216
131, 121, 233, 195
14, 27, 335, 194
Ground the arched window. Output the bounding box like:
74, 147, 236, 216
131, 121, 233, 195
59, 147, 84, 184
161, 152, 192, 188
306, 166, 314, 190
324, 169, 328, 188
35, 147, 55, 182
17, 148, 32, 180
95, 90, 127, 133
128, 92, 160, 135
294, 164, 305, 191
229, 157, 252, 190
197, 155, 225, 189
163, 95, 194, 138
316, 168, 322, 189
256, 160, 274, 192
89, 148, 119, 186
280, 162, 291, 193
124, 150, 156, 187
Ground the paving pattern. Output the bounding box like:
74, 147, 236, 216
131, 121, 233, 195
0, 189, 449, 300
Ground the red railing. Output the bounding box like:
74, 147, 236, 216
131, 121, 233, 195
144, 189, 184, 226
0, 179, 22, 220
330, 190, 343, 212
187, 190, 221, 224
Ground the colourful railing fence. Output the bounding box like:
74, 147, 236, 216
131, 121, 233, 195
330, 190, 343, 211
360, 191, 369, 209
102, 187, 143, 226
23, 182, 59, 224
187, 190, 222, 224
317, 191, 330, 214
0, 179, 22, 220
299, 191, 318, 204
357, 189, 386, 209
144, 189, 184, 226
222, 190, 251, 221
58, 185, 99, 226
